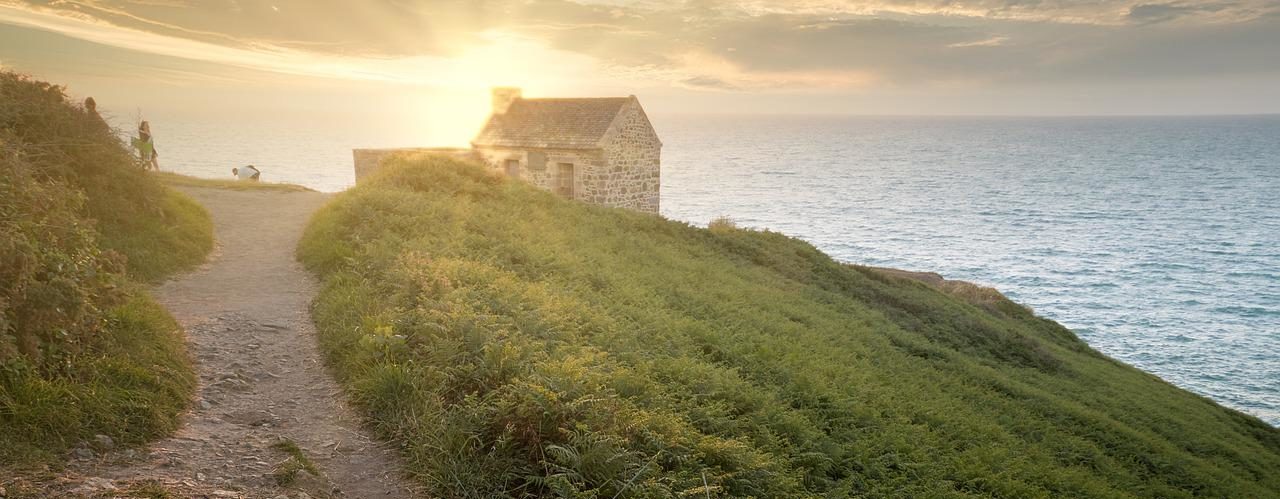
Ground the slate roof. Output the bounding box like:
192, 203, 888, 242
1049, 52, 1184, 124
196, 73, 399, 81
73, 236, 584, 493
473, 97, 631, 150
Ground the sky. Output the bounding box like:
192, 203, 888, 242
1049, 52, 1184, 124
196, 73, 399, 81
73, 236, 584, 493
2, 0, 1279, 142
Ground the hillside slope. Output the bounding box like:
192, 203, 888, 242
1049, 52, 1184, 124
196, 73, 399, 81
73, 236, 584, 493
299, 155, 1280, 498
0, 72, 209, 467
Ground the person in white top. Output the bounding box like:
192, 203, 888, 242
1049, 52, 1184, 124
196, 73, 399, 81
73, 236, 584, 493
231, 165, 261, 181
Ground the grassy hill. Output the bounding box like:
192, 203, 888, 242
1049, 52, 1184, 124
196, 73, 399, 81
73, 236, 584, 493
302, 154, 1280, 493
0, 72, 209, 466
300, 155, 1280, 498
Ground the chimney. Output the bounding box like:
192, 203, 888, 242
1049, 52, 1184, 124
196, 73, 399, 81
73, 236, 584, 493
492, 87, 522, 114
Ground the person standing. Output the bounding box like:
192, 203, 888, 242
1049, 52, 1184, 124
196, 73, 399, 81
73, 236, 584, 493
132, 121, 159, 171
82, 97, 110, 133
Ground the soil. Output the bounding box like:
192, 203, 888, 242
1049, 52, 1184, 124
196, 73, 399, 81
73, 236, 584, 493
46, 187, 419, 498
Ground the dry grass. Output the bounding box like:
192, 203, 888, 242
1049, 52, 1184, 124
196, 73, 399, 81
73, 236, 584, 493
707, 215, 739, 232
936, 279, 1033, 314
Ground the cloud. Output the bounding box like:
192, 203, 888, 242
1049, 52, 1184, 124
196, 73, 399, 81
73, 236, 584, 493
2, 0, 1279, 94
0, 2, 610, 91
7, 0, 488, 56
948, 35, 1009, 48
751, 0, 1279, 24
1127, 2, 1231, 24
678, 75, 739, 90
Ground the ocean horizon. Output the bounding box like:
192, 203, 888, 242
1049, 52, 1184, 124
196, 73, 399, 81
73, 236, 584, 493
106, 110, 1280, 426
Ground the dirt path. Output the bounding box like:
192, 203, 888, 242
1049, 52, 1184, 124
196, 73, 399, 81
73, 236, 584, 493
59, 187, 418, 498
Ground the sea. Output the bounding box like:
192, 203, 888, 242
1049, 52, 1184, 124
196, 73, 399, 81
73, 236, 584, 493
110, 111, 1280, 426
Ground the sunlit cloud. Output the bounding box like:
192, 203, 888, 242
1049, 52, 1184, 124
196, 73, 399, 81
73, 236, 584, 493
732, 0, 1280, 25
2, 0, 1279, 101
666, 50, 879, 90
0, 3, 607, 92
948, 35, 1008, 48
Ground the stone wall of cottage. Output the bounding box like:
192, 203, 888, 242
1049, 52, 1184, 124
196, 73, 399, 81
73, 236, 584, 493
362, 100, 661, 214
474, 146, 606, 199
596, 103, 661, 213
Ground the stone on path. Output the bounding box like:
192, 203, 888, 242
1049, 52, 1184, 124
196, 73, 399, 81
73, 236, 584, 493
92, 434, 114, 450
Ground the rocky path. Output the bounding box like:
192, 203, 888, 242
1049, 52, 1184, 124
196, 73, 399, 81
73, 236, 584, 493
53, 187, 417, 498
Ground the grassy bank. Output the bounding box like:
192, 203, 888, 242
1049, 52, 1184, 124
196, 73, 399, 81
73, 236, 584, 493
154, 171, 314, 193
300, 155, 1280, 498
0, 72, 206, 467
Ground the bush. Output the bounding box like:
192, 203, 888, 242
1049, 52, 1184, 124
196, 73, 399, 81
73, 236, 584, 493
707, 215, 738, 232
0, 71, 212, 281
0, 151, 126, 366
301, 156, 1280, 497
0, 72, 205, 467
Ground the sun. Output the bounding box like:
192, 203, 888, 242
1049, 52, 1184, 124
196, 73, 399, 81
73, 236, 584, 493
388, 30, 609, 146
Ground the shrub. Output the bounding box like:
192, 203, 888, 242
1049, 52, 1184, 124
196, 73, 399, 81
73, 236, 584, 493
0, 72, 204, 467
707, 215, 738, 232
0, 151, 125, 366
0, 71, 212, 281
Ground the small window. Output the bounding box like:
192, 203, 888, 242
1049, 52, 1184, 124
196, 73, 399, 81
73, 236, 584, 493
504, 159, 520, 178
556, 163, 574, 197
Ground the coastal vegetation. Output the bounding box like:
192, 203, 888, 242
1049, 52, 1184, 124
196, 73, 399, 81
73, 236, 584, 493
154, 171, 314, 193
0, 72, 207, 467
300, 155, 1280, 497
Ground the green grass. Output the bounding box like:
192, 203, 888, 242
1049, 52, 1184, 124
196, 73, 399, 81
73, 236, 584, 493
299, 155, 1280, 498
0, 477, 181, 498
270, 438, 321, 486
119, 480, 179, 498
0, 72, 206, 468
97, 186, 214, 282
154, 171, 314, 193
0, 294, 194, 464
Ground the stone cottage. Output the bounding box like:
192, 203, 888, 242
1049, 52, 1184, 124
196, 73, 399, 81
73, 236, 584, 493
471, 88, 662, 213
